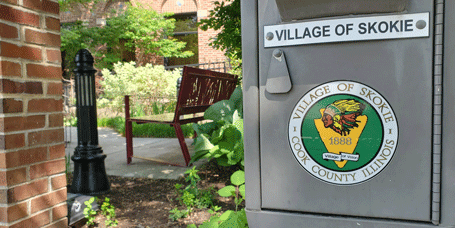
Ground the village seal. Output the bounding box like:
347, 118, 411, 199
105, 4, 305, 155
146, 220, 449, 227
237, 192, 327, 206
288, 81, 398, 185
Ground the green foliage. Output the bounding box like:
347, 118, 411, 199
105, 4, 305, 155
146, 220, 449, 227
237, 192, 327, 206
60, 21, 91, 78
229, 59, 243, 84
83, 197, 98, 226
174, 19, 198, 32
59, 0, 102, 12
100, 197, 119, 227
97, 117, 125, 133
184, 167, 201, 195
181, 191, 196, 209
218, 170, 245, 211
180, 167, 214, 209
191, 87, 244, 167
169, 207, 189, 221
60, 3, 193, 73
97, 117, 194, 138
65, 154, 72, 183
190, 209, 248, 228
64, 115, 77, 127
199, 0, 241, 60
170, 167, 215, 221
208, 205, 222, 215
119, 4, 193, 59
84, 197, 118, 227
130, 122, 194, 138
189, 170, 248, 227
98, 62, 181, 113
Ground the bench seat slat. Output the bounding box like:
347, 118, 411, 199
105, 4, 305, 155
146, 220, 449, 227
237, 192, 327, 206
130, 116, 205, 125
129, 119, 173, 125
179, 116, 205, 125
179, 105, 211, 115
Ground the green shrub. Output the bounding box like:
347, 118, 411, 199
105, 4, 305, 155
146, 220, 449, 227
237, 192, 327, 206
98, 117, 125, 132
97, 117, 194, 138
98, 62, 182, 113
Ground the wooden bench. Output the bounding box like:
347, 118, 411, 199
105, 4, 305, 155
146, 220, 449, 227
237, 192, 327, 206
124, 66, 238, 166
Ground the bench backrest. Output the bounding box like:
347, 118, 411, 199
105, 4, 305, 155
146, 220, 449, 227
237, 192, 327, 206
175, 66, 238, 120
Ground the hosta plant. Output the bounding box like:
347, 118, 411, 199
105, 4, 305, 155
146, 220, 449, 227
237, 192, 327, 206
190, 87, 244, 167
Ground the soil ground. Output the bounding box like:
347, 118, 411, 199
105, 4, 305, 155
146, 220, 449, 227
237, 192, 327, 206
68, 161, 243, 228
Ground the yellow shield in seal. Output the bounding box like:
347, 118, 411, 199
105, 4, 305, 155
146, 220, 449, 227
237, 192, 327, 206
314, 109, 367, 169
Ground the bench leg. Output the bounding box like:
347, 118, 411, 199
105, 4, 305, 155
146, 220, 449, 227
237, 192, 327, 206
173, 123, 191, 166
126, 120, 133, 164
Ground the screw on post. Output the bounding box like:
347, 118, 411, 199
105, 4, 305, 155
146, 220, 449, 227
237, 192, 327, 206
71, 49, 110, 195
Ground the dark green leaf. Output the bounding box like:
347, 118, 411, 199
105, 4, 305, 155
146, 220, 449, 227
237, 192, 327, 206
223, 125, 241, 142
216, 156, 231, 166
189, 150, 210, 164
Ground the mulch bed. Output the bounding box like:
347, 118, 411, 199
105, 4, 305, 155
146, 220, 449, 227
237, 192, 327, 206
68, 161, 243, 228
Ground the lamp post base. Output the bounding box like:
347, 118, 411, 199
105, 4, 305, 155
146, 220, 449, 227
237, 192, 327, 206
71, 146, 110, 195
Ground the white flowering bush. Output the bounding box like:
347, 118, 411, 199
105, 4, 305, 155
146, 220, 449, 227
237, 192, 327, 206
98, 62, 181, 113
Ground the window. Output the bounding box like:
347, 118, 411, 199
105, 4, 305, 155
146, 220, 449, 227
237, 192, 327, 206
166, 13, 198, 66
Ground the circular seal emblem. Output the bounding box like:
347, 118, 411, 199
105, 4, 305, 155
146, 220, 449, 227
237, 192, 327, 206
288, 81, 398, 185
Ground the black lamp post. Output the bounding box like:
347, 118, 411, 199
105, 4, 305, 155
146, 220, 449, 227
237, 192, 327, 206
71, 49, 110, 195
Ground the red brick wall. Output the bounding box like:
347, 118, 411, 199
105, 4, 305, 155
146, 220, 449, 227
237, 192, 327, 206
197, 26, 226, 63
0, 0, 66, 227
160, 0, 197, 14
194, 0, 227, 63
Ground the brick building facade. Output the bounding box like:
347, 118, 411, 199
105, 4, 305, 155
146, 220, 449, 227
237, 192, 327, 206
59, 0, 227, 67
0, 0, 227, 226
0, 0, 66, 227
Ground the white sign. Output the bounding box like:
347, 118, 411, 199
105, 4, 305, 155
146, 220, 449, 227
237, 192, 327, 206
323, 153, 360, 162
264, 13, 429, 48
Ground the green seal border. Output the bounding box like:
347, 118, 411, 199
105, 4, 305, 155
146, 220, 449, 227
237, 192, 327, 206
288, 81, 399, 185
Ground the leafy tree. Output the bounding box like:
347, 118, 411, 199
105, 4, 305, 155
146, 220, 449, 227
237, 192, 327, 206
60, 3, 193, 73
60, 21, 92, 78
58, 0, 97, 12
199, 0, 241, 60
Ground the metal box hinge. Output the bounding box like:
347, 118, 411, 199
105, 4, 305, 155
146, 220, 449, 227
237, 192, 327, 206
432, 0, 444, 225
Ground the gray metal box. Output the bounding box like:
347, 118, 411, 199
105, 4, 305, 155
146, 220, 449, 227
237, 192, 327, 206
242, 0, 455, 227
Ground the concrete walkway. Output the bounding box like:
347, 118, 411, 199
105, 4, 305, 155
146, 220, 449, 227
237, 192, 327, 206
65, 127, 203, 180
